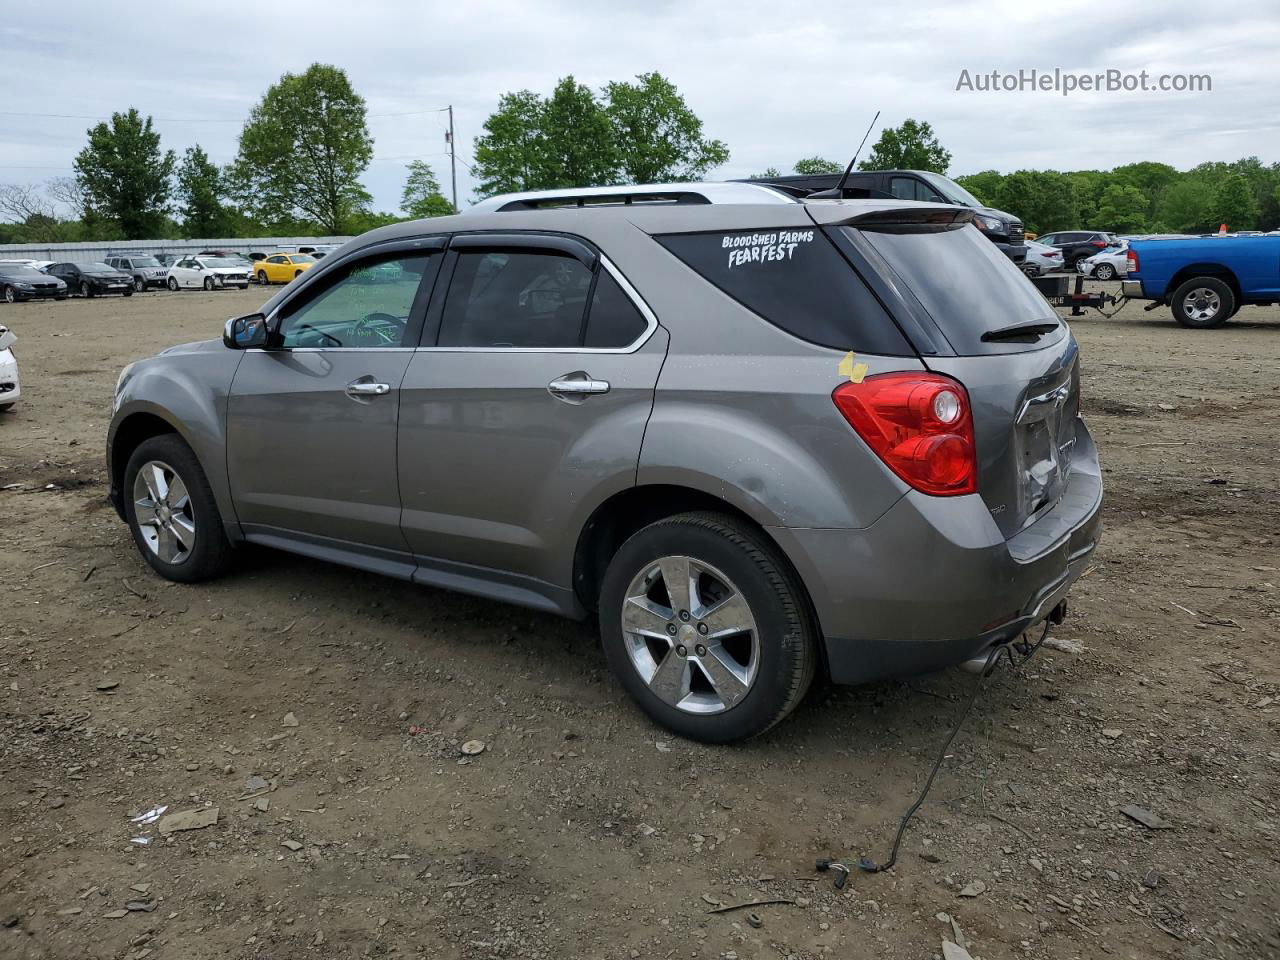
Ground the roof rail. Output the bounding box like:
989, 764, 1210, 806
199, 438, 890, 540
465, 181, 797, 214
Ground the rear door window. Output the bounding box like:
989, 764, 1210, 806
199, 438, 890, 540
438, 250, 593, 348
856, 223, 1060, 355
654, 229, 911, 355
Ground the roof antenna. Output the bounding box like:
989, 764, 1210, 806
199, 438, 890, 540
833, 110, 880, 197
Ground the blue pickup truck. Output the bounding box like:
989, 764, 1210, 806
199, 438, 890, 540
1122, 235, 1280, 328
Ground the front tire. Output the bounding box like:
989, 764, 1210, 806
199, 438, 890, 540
1171, 276, 1234, 329
133, 277, 144, 293
123, 288, 133, 297
598, 512, 816, 743
2, 285, 15, 304
203, 277, 214, 291
167, 276, 180, 291
81, 281, 94, 298
123, 434, 233, 583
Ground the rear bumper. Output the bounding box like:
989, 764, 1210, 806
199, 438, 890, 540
770, 419, 1102, 685
1121, 279, 1145, 299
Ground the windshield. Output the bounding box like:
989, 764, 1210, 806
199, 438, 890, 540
131, 256, 161, 267
201, 258, 239, 268
78, 262, 115, 272
291, 254, 317, 263
919, 172, 984, 208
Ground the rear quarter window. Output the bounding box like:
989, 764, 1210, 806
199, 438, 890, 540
654, 228, 912, 355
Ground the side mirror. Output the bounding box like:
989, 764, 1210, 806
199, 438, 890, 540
0, 328, 15, 352
224, 313, 268, 349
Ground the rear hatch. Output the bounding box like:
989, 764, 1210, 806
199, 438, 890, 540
809, 203, 1080, 538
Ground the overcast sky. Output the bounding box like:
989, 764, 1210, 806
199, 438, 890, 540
3, 0, 1278, 219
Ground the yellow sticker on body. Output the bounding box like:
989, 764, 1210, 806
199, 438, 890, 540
839, 351, 869, 384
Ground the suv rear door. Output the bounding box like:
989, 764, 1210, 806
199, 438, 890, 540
396, 232, 667, 609
808, 204, 1084, 538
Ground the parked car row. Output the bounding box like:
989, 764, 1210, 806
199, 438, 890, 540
0, 249, 322, 303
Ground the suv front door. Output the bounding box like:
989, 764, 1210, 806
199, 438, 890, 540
226, 243, 443, 567
397, 234, 667, 610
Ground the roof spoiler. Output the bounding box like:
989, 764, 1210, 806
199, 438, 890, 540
826, 206, 974, 230
494, 190, 714, 211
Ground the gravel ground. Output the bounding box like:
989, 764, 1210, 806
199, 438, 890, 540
1, 284, 1277, 960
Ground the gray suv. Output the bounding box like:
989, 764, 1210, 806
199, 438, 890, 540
105, 255, 170, 292
107, 199, 1102, 742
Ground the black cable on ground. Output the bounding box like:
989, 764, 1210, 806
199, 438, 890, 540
817, 620, 1053, 881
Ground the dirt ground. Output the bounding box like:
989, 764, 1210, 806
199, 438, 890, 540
1, 283, 1277, 960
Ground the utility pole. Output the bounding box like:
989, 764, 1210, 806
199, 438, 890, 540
446, 105, 458, 213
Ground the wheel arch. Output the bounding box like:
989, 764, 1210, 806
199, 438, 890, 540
572, 484, 828, 674
108, 408, 187, 520
1167, 263, 1241, 303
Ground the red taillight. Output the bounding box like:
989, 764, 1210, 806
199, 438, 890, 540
832, 373, 977, 496
1126, 248, 1140, 272
1091, 240, 1107, 247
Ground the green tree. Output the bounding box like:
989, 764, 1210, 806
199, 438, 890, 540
232, 63, 373, 233
859, 119, 951, 174
1210, 174, 1258, 231
400, 160, 453, 218
1157, 178, 1213, 233
73, 108, 175, 238
175, 145, 229, 237
1064, 170, 1107, 226
472, 90, 550, 197
604, 72, 728, 183
1095, 183, 1150, 232
793, 156, 842, 175
749, 167, 783, 179
991, 170, 1079, 234
953, 170, 1003, 206
540, 76, 619, 188
1113, 161, 1178, 221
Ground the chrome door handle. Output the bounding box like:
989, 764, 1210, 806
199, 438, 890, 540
346, 380, 391, 397
548, 372, 610, 402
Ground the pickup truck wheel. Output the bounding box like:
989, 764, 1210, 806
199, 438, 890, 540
598, 512, 816, 743
1171, 277, 1234, 329
124, 434, 233, 583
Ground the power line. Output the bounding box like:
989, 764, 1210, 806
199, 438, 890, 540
0, 107, 450, 123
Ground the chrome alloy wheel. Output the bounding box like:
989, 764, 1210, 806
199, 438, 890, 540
1183, 287, 1221, 323
621, 556, 759, 715
132, 460, 196, 564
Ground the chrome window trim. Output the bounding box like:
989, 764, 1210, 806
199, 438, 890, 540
417, 254, 659, 355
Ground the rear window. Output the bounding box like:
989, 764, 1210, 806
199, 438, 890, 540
856, 224, 1058, 355
654, 229, 911, 355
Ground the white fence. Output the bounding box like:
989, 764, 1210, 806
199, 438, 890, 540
0, 236, 353, 261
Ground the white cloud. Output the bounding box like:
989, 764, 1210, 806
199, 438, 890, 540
1, 0, 1276, 216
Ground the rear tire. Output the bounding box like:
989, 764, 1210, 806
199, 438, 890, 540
258, 270, 269, 285
1171, 276, 1234, 329
1094, 264, 1116, 281
167, 276, 180, 291
598, 512, 816, 743
123, 434, 233, 583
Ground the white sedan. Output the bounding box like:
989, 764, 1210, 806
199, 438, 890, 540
1022, 240, 1065, 277
0, 324, 20, 411
1077, 243, 1129, 281
164, 256, 251, 291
